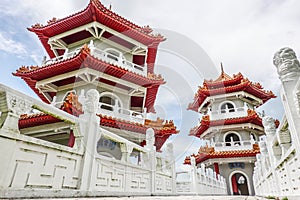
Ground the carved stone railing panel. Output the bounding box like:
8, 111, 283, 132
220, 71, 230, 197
0, 133, 82, 190
176, 164, 227, 195
91, 155, 154, 194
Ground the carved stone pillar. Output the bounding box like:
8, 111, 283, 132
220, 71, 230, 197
190, 156, 197, 194
0, 91, 32, 133
145, 128, 156, 194
78, 89, 101, 191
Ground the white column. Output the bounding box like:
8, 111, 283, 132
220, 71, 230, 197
145, 128, 156, 194
78, 89, 101, 191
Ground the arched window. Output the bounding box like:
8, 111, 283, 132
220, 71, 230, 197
250, 133, 257, 141
99, 92, 122, 111
104, 48, 124, 62
224, 132, 241, 146
220, 102, 235, 113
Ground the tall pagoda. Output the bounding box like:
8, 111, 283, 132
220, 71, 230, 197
184, 66, 276, 195
13, 0, 178, 152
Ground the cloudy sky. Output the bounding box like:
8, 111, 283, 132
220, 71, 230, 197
1, 0, 299, 166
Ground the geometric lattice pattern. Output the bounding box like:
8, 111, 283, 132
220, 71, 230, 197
92, 156, 151, 193
8, 142, 82, 189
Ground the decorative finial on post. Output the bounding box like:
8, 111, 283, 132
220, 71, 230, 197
273, 47, 300, 82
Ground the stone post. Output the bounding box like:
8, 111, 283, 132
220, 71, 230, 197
166, 143, 176, 194
78, 89, 101, 191
145, 128, 156, 194
262, 116, 281, 195
189, 156, 197, 195
262, 116, 278, 163
273, 47, 300, 158
0, 92, 32, 133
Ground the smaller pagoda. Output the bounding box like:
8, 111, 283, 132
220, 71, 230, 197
185, 66, 277, 195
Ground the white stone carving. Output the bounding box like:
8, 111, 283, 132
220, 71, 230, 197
262, 116, 276, 136
273, 47, 300, 82
84, 89, 100, 114
145, 128, 155, 150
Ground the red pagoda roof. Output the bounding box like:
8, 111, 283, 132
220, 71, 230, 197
189, 110, 264, 138
188, 69, 276, 112
99, 115, 178, 151
19, 112, 62, 129
13, 45, 165, 113
184, 144, 260, 165
28, 0, 165, 58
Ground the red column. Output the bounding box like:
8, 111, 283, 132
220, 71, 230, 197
146, 42, 159, 73
214, 162, 220, 178
68, 130, 75, 148
231, 174, 238, 195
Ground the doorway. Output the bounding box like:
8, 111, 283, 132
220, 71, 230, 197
231, 172, 249, 195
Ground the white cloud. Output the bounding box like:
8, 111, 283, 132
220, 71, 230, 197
0, 32, 26, 55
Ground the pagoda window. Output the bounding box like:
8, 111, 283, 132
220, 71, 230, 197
224, 132, 241, 146
250, 133, 257, 141
99, 92, 123, 111
104, 48, 124, 62
220, 101, 235, 113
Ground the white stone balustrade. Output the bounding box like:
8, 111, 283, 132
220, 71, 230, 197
97, 102, 146, 124
0, 85, 176, 198
209, 105, 248, 120
212, 140, 255, 151
176, 158, 227, 195
253, 115, 300, 198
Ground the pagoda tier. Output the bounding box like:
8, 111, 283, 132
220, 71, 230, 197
183, 144, 260, 165
13, 45, 164, 113
190, 109, 265, 138
99, 115, 178, 151
28, 0, 165, 73
18, 93, 178, 151
188, 69, 276, 112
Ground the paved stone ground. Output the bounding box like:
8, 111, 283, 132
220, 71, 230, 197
31, 196, 268, 200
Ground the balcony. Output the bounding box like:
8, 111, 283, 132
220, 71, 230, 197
97, 102, 146, 124
42, 41, 147, 76
209, 105, 248, 121
212, 140, 255, 152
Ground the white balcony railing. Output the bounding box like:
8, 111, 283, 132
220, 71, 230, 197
209, 106, 248, 120
90, 47, 147, 76
42, 48, 81, 66
42, 42, 147, 76
97, 102, 146, 124
212, 140, 255, 151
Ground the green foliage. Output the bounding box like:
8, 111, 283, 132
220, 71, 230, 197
281, 197, 288, 200
266, 196, 276, 199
